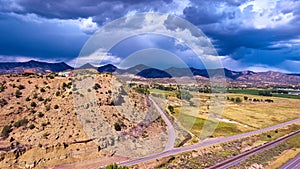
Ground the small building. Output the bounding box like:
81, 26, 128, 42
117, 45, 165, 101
58, 71, 73, 77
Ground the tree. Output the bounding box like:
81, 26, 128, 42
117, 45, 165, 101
105, 163, 128, 169
243, 96, 248, 100
177, 90, 193, 101
258, 90, 272, 96
235, 97, 242, 103
265, 99, 274, 103
168, 105, 174, 114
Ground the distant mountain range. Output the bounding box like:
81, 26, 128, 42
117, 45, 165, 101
0, 60, 73, 74
1, 60, 300, 84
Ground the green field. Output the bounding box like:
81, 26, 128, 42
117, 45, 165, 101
175, 113, 250, 138
228, 89, 300, 99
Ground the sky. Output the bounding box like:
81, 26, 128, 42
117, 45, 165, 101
0, 0, 300, 73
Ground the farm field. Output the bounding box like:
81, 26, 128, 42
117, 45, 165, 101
228, 89, 300, 99
150, 89, 300, 139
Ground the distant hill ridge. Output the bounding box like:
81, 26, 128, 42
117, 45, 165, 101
0, 61, 300, 84
0, 60, 73, 74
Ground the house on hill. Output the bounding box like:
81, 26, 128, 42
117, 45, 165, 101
58, 71, 73, 77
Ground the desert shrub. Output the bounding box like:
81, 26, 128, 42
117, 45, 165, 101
56, 91, 60, 96
17, 85, 25, 90
31, 101, 37, 107
114, 123, 121, 131
63, 142, 68, 148
41, 122, 48, 127
13, 119, 29, 128
25, 97, 31, 101
33, 93, 38, 99
46, 105, 50, 111
43, 132, 50, 139
29, 124, 35, 129
40, 88, 46, 92
54, 104, 59, 109
38, 96, 44, 101
0, 98, 8, 107
15, 90, 22, 98
30, 109, 36, 114
9, 137, 14, 142
1, 125, 12, 138
93, 83, 101, 90
62, 82, 67, 88
38, 112, 44, 118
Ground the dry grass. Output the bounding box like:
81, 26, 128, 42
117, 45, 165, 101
223, 93, 300, 129
267, 148, 300, 169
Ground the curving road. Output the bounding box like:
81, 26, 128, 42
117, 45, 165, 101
149, 97, 176, 151
280, 153, 300, 169
114, 118, 300, 167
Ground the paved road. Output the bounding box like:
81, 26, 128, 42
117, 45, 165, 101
149, 97, 176, 151
280, 153, 300, 169
208, 130, 300, 169
115, 118, 300, 167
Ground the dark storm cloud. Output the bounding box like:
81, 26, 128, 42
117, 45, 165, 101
0, 0, 173, 25
0, 14, 88, 61
182, 0, 300, 57
182, 0, 251, 25
0, 0, 300, 72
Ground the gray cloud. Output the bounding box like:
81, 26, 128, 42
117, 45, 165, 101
0, 0, 174, 25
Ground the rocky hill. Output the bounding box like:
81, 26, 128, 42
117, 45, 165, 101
0, 72, 166, 168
